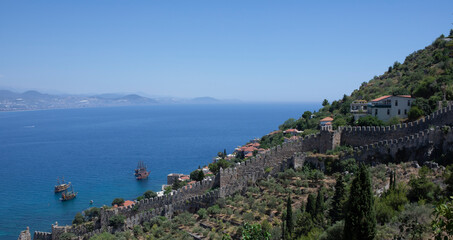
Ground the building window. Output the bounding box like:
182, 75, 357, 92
395, 100, 398, 106
375, 109, 378, 116
404, 109, 407, 115
398, 109, 401, 115
387, 109, 390, 115
408, 101, 411, 106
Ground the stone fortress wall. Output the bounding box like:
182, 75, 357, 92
30, 103, 453, 240
339, 104, 453, 147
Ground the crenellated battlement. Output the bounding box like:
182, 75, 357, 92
349, 125, 453, 164
340, 103, 453, 147
25, 103, 453, 240
33, 231, 51, 240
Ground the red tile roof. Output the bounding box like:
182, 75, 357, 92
320, 117, 333, 122
371, 95, 412, 102
268, 130, 282, 135
123, 200, 135, 207
371, 95, 391, 102
284, 129, 299, 133
180, 176, 190, 181
244, 147, 257, 152
245, 152, 253, 157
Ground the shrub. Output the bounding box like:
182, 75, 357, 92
190, 169, 205, 182
207, 205, 221, 215
243, 212, 255, 222
408, 168, 441, 203
109, 214, 125, 228
143, 190, 157, 199
111, 198, 124, 206
357, 115, 385, 126
59, 232, 76, 240
164, 186, 172, 195
408, 106, 424, 121
72, 212, 84, 225
84, 207, 100, 221
133, 225, 143, 237
319, 220, 344, 240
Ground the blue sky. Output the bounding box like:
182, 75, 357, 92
0, 1, 452, 102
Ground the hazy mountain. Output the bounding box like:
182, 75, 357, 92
189, 97, 221, 104
0, 90, 159, 111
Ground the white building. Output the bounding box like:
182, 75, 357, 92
368, 95, 414, 122
350, 100, 368, 121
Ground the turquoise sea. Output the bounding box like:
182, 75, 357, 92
0, 103, 318, 239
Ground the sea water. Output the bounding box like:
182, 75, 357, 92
0, 103, 318, 239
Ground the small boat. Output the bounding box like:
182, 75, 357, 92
90, 200, 94, 204
60, 185, 77, 201
135, 161, 149, 180
54, 177, 71, 193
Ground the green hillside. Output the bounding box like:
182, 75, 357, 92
279, 29, 453, 132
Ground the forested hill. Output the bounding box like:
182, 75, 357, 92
350, 30, 453, 113
278, 29, 453, 133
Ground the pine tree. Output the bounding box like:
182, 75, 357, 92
306, 193, 317, 218
330, 175, 346, 223
344, 164, 376, 240
285, 195, 293, 237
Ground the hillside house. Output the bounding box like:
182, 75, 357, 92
350, 100, 368, 121
350, 95, 415, 122
368, 95, 414, 122
283, 128, 302, 136
320, 117, 333, 126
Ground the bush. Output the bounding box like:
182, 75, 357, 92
109, 214, 125, 228
278, 168, 297, 179
143, 190, 157, 199
190, 169, 205, 182
375, 199, 395, 224
90, 232, 116, 240
207, 205, 221, 215
408, 106, 424, 121
84, 207, 100, 221
72, 212, 84, 225
59, 232, 76, 240
164, 186, 172, 195
319, 220, 344, 240
408, 167, 440, 203
111, 198, 125, 206
357, 115, 384, 126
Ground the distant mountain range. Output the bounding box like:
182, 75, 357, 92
0, 90, 238, 111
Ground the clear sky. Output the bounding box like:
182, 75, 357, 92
0, 1, 452, 102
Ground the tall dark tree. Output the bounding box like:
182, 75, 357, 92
285, 195, 293, 237
344, 164, 376, 240
315, 187, 325, 216
330, 175, 347, 223
322, 99, 329, 106
302, 111, 312, 128
306, 193, 317, 217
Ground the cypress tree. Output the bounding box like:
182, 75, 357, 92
306, 193, 317, 217
344, 164, 376, 240
285, 195, 293, 237
330, 175, 346, 223
315, 187, 325, 216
